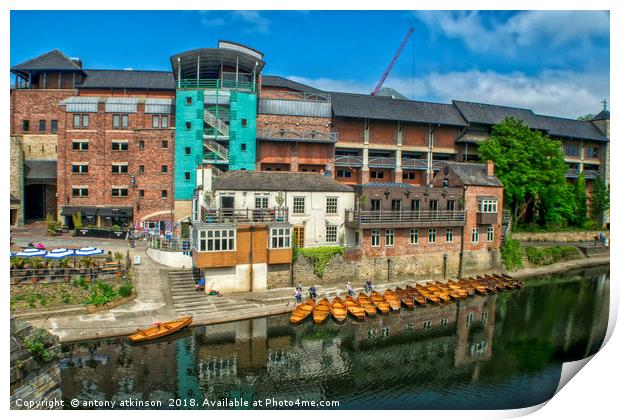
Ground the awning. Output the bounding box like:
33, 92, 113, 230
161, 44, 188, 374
105, 97, 138, 113
97, 207, 133, 217
145, 98, 173, 114
24, 160, 56, 180
60, 96, 99, 113
60, 206, 98, 217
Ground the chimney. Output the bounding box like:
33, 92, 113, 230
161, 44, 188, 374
486, 160, 494, 177
70, 57, 83, 68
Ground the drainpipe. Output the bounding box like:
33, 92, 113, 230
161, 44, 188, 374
249, 226, 254, 291
443, 253, 448, 279
387, 258, 392, 283
458, 185, 468, 279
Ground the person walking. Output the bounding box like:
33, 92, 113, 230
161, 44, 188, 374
346, 281, 355, 296
309, 284, 317, 300
365, 279, 373, 293
294, 289, 302, 304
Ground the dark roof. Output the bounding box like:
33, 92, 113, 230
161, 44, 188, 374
24, 161, 56, 180
443, 162, 503, 187
534, 115, 608, 142
331, 93, 467, 126
375, 87, 408, 100
591, 108, 610, 121
214, 171, 354, 192
78, 70, 175, 90
261, 75, 325, 93
11, 49, 83, 72
452, 100, 545, 129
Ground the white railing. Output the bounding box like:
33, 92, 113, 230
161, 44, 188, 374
203, 138, 229, 161
204, 108, 229, 136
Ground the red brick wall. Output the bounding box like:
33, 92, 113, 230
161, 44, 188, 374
257, 141, 292, 164
10, 89, 74, 135
369, 120, 397, 145
361, 227, 462, 258
434, 127, 459, 148
297, 143, 330, 164
334, 118, 364, 142
257, 114, 331, 132
463, 185, 503, 252
402, 124, 427, 147
334, 167, 361, 184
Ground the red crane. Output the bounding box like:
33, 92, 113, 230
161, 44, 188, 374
370, 27, 415, 96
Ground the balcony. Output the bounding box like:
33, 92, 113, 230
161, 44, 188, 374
565, 168, 601, 180
345, 209, 466, 228
368, 157, 396, 168
335, 155, 363, 167
256, 128, 338, 143
476, 212, 498, 225
401, 158, 427, 170
178, 78, 256, 92
199, 207, 288, 224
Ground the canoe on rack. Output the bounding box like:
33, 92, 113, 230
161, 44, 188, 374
290, 299, 315, 324
370, 291, 391, 313
357, 292, 378, 316
330, 296, 348, 322
128, 316, 193, 342
383, 289, 402, 311
313, 298, 331, 324
394, 287, 414, 309
344, 295, 366, 320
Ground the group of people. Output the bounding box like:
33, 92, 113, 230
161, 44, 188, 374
594, 232, 609, 247
293, 279, 375, 304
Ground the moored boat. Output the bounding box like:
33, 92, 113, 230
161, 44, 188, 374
330, 296, 348, 322
290, 299, 315, 324
313, 298, 331, 324
344, 295, 366, 320
357, 292, 378, 316
383, 289, 402, 311
128, 316, 193, 342
395, 287, 414, 309
370, 291, 391, 313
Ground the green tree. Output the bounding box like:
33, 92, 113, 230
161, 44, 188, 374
574, 173, 588, 227
590, 177, 610, 226
478, 117, 569, 226
576, 114, 594, 121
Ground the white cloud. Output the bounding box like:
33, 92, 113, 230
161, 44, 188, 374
416, 10, 609, 56
288, 69, 609, 119
198, 11, 270, 34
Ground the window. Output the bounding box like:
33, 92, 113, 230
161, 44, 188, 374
38, 120, 46, 132
391, 199, 401, 211
22, 120, 30, 132
186, 97, 193, 105
241, 118, 248, 127
71, 163, 88, 173
50, 120, 58, 133
411, 199, 420, 212
293, 226, 305, 248
139, 140, 145, 149
446, 228, 453, 242
293, 197, 305, 215
138, 189, 144, 198
478, 199, 498, 213
161, 115, 169, 128
326, 225, 338, 243
185, 121, 192, 130
336, 169, 352, 178
161, 190, 168, 198
447, 200, 455, 211
255, 197, 268, 209
564, 143, 579, 156
161, 165, 168, 174
241, 143, 247, 151
203, 229, 236, 252
111, 163, 128, 174
428, 228, 436, 243
152, 115, 169, 129
371, 230, 380, 247
410, 229, 419, 244
326, 197, 338, 214
72, 114, 89, 128
371, 199, 381, 211
429, 200, 438, 211
111, 188, 128, 197
138, 165, 145, 174
440, 317, 449, 327
466, 312, 474, 327
402, 171, 416, 180
442, 179, 449, 187
472, 228, 479, 243
72, 140, 89, 151
487, 226, 494, 242
270, 227, 291, 248
185, 172, 191, 181
111, 141, 128, 151
585, 146, 599, 159
385, 229, 394, 246
185, 147, 191, 155
112, 114, 129, 128
423, 320, 432, 329
370, 170, 384, 179
152, 115, 159, 128
162, 140, 168, 149
71, 187, 88, 197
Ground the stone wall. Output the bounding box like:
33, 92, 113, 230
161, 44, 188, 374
10, 318, 62, 410
266, 263, 292, 288
511, 231, 604, 243
10, 136, 24, 225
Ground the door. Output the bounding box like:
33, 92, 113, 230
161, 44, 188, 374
221, 196, 235, 219
371, 199, 381, 211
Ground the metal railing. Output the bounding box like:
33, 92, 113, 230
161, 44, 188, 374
256, 128, 338, 143
10, 263, 125, 285
401, 158, 427, 170
148, 237, 192, 254
368, 157, 396, 168
345, 209, 467, 226
204, 108, 229, 136
203, 138, 229, 160
334, 155, 363, 167
260, 90, 332, 102
566, 168, 600, 179
200, 207, 288, 224
178, 78, 256, 92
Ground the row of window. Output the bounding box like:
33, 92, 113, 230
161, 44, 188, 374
72, 139, 170, 150
71, 163, 171, 174
564, 143, 600, 159
67, 114, 170, 130
71, 187, 168, 198
368, 198, 458, 212
370, 227, 494, 247
22, 119, 58, 133
292, 196, 339, 215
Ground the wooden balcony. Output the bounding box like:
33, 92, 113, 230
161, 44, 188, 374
200, 207, 288, 224
476, 212, 498, 225
345, 209, 466, 228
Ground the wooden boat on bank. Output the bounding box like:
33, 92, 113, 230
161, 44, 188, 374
370, 291, 391, 313
405, 285, 428, 306
383, 289, 402, 311
344, 295, 366, 320
330, 296, 348, 322
313, 298, 331, 324
290, 299, 315, 324
395, 287, 414, 309
128, 316, 193, 342
415, 285, 441, 304
357, 292, 378, 316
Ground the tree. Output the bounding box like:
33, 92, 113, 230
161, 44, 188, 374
574, 173, 588, 227
590, 177, 610, 226
478, 117, 569, 226
577, 114, 594, 121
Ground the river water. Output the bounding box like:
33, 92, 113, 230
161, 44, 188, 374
58, 265, 609, 410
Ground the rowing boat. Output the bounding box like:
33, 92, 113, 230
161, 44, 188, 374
357, 292, 378, 316
344, 295, 366, 320
394, 287, 414, 309
383, 289, 402, 311
330, 296, 348, 322
415, 285, 441, 304
290, 299, 315, 324
370, 291, 391, 313
128, 316, 193, 342
313, 298, 331, 324
405, 285, 428, 305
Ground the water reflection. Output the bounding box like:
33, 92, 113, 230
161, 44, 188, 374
59, 266, 609, 410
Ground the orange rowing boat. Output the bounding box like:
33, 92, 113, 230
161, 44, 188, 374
370, 291, 390, 313
128, 316, 192, 342
290, 299, 315, 324
344, 295, 366, 320
330, 296, 348, 322
383, 289, 402, 311
313, 298, 331, 324
357, 292, 378, 316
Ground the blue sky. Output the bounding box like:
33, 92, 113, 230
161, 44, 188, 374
10, 10, 610, 118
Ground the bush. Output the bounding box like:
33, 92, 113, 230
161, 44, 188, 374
501, 236, 523, 270
297, 246, 344, 278
582, 219, 601, 230
117, 283, 133, 297
526, 246, 580, 266
24, 328, 56, 362
85, 281, 118, 305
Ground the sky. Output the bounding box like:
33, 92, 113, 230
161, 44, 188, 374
10, 10, 610, 119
